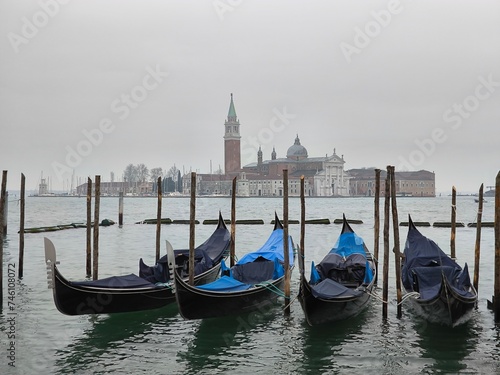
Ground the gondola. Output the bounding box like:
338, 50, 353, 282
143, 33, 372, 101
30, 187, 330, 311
174, 214, 295, 320
44, 212, 230, 315
401, 216, 477, 326
298, 214, 376, 326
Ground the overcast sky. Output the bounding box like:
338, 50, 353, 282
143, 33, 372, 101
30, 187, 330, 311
1, 0, 499, 193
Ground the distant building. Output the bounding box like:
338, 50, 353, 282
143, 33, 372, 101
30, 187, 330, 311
183, 94, 350, 196
348, 168, 436, 197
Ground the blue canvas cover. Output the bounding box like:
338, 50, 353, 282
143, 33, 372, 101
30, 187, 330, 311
314, 230, 371, 284
73, 274, 156, 289
237, 228, 294, 266
196, 275, 252, 292
402, 222, 474, 301
195, 227, 293, 292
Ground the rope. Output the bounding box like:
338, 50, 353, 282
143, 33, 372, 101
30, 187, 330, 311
364, 288, 388, 304
283, 294, 298, 311
398, 291, 420, 305
255, 281, 287, 298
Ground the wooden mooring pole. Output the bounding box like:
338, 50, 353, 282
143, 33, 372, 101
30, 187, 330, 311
2, 191, 7, 235
19, 173, 26, 278
299, 176, 305, 285
493, 172, 500, 320
230, 177, 236, 267
93, 175, 100, 280
389, 166, 402, 318
382, 166, 390, 319
473, 184, 483, 294
0, 170, 7, 307
118, 191, 124, 227
374, 168, 381, 284
156, 177, 162, 263
450, 186, 457, 260
189, 172, 196, 286
86, 178, 92, 277
283, 170, 291, 315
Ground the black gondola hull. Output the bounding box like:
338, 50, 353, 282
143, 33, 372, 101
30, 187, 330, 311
299, 279, 373, 326
405, 277, 477, 326
52, 263, 221, 315
175, 270, 285, 320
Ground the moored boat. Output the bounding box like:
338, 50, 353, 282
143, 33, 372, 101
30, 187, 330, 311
44, 212, 230, 315
299, 214, 376, 326
401, 216, 477, 326
174, 214, 294, 320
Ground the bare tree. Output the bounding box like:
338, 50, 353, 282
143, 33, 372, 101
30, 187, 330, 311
166, 165, 178, 181
150, 167, 164, 182
123, 164, 138, 183
136, 163, 149, 183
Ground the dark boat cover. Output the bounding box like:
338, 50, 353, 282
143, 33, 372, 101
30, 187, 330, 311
310, 278, 364, 299
139, 249, 214, 284
402, 222, 474, 302
72, 274, 156, 289
309, 227, 373, 299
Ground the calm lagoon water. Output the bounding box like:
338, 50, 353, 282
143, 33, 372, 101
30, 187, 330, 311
1, 195, 500, 374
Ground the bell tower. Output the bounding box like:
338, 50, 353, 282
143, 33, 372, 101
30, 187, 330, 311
224, 93, 241, 174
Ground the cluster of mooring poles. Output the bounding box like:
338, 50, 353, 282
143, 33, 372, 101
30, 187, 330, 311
0, 169, 500, 321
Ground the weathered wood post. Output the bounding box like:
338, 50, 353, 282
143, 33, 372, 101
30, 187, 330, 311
189, 172, 196, 286
118, 191, 124, 227
299, 176, 305, 285
389, 166, 402, 318
156, 177, 162, 263
283, 169, 291, 315
374, 168, 381, 284
493, 172, 500, 320
0, 170, 7, 306
86, 178, 92, 277
230, 177, 236, 267
473, 183, 483, 293
382, 166, 390, 319
93, 175, 100, 280
2, 191, 7, 235
450, 186, 457, 259
19, 173, 26, 278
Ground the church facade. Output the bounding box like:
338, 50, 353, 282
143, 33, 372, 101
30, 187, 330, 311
184, 94, 351, 196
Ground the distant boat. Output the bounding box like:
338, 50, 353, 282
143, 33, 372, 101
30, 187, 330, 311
474, 198, 487, 203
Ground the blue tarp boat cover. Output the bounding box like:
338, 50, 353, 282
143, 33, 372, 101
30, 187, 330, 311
237, 228, 294, 265
72, 274, 157, 289
197, 275, 252, 292
402, 223, 474, 301
308, 226, 373, 298
194, 228, 293, 292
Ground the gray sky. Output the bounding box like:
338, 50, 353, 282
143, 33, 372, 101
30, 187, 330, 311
1, 0, 499, 193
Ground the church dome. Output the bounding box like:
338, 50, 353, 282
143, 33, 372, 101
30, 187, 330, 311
286, 135, 308, 160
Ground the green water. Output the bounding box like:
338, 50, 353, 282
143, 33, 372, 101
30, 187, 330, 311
1, 196, 499, 374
